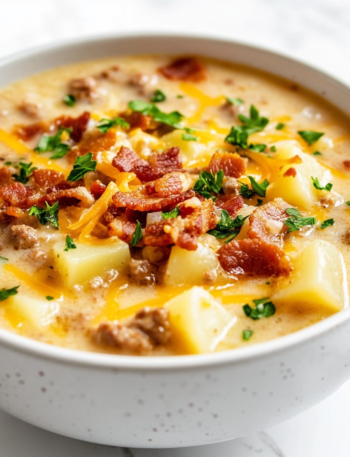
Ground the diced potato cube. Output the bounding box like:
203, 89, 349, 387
165, 286, 236, 354
161, 130, 208, 163
53, 239, 130, 288
164, 243, 220, 286
273, 240, 348, 312
9, 294, 59, 328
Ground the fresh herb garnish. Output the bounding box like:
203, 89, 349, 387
311, 176, 333, 192
208, 210, 249, 243
298, 130, 324, 145
67, 153, 97, 182
128, 100, 184, 129
276, 122, 285, 130
256, 199, 263, 206
242, 329, 253, 341
130, 221, 143, 246
313, 151, 322, 156
271, 145, 277, 152
29, 202, 59, 228
240, 176, 269, 199
63, 94, 76, 107
162, 207, 180, 220
176, 94, 184, 99
225, 126, 249, 148
0, 286, 19, 301
243, 297, 276, 320
151, 89, 166, 103
226, 97, 243, 106
193, 170, 224, 200
46, 296, 54, 301
0, 256, 8, 261
320, 218, 335, 229
248, 143, 267, 152
238, 105, 269, 133
285, 207, 316, 232
64, 235, 77, 251
346, 201, 350, 206
266, 282, 270, 285
12, 162, 37, 184
97, 117, 130, 133
182, 132, 198, 141
4, 161, 12, 166
34, 127, 72, 159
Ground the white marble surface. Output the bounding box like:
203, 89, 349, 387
1, 0, 350, 455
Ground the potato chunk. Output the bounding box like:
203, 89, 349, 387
162, 130, 208, 163
273, 240, 348, 312
164, 243, 219, 286
9, 294, 59, 328
53, 239, 130, 288
165, 287, 236, 354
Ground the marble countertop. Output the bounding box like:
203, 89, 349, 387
1, 0, 350, 455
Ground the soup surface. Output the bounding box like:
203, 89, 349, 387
0, 55, 349, 356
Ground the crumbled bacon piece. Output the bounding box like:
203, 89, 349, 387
208, 151, 246, 178
149, 147, 182, 172
344, 160, 350, 169
90, 180, 107, 199
216, 195, 244, 217
159, 57, 207, 82
33, 169, 65, 187
13, 121, 49, 141
218, 238, 291, 277
145, 172, 183, 198
108, 217, 136, 243
6, 206, 23, 218
39, 186, 94, 208
122, 111, 156, 131
72, 129, 116, 160
112, 146, 148, 173
0, 183, 36, 208
56, 111, 90, 142
0, 166, 16, 187
248, 198, 290, 248
68, 77, 98, 103
283, 167, 297, 178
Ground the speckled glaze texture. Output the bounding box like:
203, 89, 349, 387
1, 35, 350, 448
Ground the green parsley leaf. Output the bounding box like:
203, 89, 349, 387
239, 182, 254, 199
130, 220, 143, 246
63, 94, 76, 107
182, 132, 198, 141
298, 130, 324, 146
256, 199, 263, 206
64, 235, 77, 251
248, 176, 269, 198
97, 117, 130, 133
208, 210, 249, 243
162, 207, 180, 220
226, 97, 243, 106
242, 329, 253, 341
320, 218, 335, 229
0, 286, 19, 301
46, 296, 54, 301
0, 256, 8, 261
248, 143, 266, 152
276, 122, 285, 130
285, 207, 316, 232
29, 201, 59, 228
225, 125, 249, 148
12, 162, 37, 184
176, 94, 184, 99
265, 282, 270, 285
4, 161, 12, 165
35, 127, 72, 159
238, 105, 269, 134
67, 153, 97, 182
346, 201, 350, 205
151, 89, 166, 103
128, 100, 184, 129
311, 176, 333, 192
193, 170, 224, 200
270, 145, 277, 152
243, 297, 276, 320
313, 151, 322, 156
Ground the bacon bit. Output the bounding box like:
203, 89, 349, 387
39, 186, 94, 208
108, 217, 136, 243
248, 198, 291, 248
0, 166, 16, 187
159, 57, 207, 82
0, 183, 36, 208
13, 121, 49, 141
71, 129, 117, 161
215, 195, 244, 217
113, 189, 195, 213
145, 172, 183, 198
344, 160, 350, 169
283, 167, 297, 178
287, 155, 303, 164
125, 208, 147, 227
208, 151, 246, 178
6, 206, 23, 218
112, 146, 148, 173
122, 111, 156, 131
218, 238, 291, 277
33, 169, 65, 187
149, 147, 182, 171
56, 111, 90, 142
90, 180, 107, 199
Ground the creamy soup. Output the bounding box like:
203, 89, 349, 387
0, 55, 349, 356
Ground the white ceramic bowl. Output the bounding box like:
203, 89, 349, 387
1, 34, 350, 449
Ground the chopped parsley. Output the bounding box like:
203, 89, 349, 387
238, 105, 269, 133
176, 94, 184, 99
0, 286, 19, 301
226, 97, 243, 106
242, 329, 253, 341
249, 143, 267, 152
64, 235, 77, 251
240, 176, 269, 199
276, 122, 285, 130
151, 89, 166, 103
256, 199, 263, 206
63, 94, 76, 107
313, 151, 322, 156
225, 126, 249, 148
0, 256, 8, 261
298, 130, 324, 146
4, 161, 12, 166
193, 170, 224, 200
208, 210, 249, 243
162, 207, 180, 220
130, 221, 143, 246
128, 100, 184, 129
346, 201, 350, 206
243, 297, 276, 320
46, 296, 54, 301
285, 207, 316, 232
97, 117, 130, 133
320, 218, 335, 229
270, 145, 277, 152
29, 202, 59, 228
12, 162, 37, 184
35, 127, 72, 159
182, 132, 198, 141
311, 176, 333, 192
67, 153, 97, 182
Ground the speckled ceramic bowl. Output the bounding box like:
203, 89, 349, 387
1, 34, 350, 448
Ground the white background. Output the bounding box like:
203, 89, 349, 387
1, 0, 350, 455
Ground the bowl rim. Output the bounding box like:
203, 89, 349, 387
1, 31, 350, 371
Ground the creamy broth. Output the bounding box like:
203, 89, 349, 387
0, 55, 349, 355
